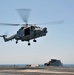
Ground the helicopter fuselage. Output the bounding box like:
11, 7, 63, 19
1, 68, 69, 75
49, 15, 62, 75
0, 25, 47, 45
15, 25, 47, 42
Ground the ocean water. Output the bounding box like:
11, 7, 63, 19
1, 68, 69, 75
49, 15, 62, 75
63, 64, 74, 68
0, 64, 74, 67
0, 64, 26, 67
0, 64, 44, 67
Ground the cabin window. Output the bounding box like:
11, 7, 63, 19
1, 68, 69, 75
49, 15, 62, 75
31, 26, 34, 29
24, 28, 30, 36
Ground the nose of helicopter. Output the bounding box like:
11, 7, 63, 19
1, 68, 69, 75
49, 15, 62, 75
43, 27, 47, 33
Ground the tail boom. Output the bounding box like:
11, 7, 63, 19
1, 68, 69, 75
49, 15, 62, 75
0, 34, 16, 42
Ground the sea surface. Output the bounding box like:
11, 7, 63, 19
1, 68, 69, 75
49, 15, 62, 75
63, 64, 74, 68
0, 64, 74, 67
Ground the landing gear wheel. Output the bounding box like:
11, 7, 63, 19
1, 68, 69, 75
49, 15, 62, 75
16, 41, 18, 44
28, 43, 30, 46
33, 39, 37, 42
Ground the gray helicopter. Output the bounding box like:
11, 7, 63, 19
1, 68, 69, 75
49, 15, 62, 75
0, 9, 63, 46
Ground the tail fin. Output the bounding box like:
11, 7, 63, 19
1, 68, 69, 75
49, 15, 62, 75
0, 35, 8, 42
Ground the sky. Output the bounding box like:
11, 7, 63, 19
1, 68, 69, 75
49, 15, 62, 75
0, 0, 74, 64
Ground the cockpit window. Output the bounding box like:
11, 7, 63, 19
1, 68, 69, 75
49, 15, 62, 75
19, 27, 24, 31
21, 27, 24, 29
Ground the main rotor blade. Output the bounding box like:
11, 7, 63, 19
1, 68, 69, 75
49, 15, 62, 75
17, 9, 31, 24
0, 23, 20, 26
34, 20, 64, 25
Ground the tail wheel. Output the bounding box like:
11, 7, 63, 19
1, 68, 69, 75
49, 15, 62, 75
16, 40, 18, 44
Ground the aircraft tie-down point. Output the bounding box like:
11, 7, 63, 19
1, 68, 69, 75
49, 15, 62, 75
0, 9, 64, 46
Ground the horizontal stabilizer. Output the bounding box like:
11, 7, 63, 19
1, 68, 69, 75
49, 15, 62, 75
0, 35, 7, 37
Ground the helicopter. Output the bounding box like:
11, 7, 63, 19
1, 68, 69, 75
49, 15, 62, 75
0, 9, 64, 46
